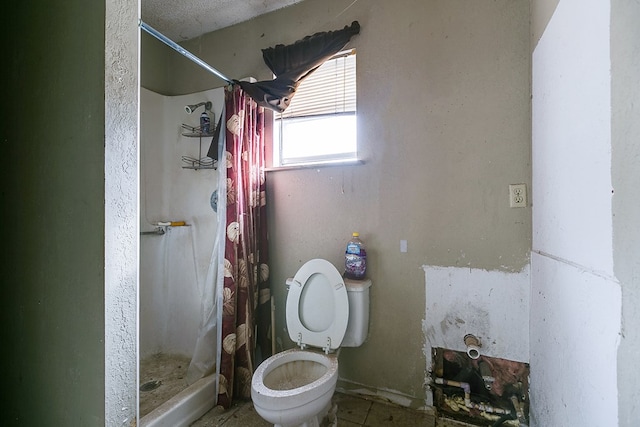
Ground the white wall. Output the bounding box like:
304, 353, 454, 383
531, 0, 622, 425
139, 87, 223, 357
105, 0, 139, 424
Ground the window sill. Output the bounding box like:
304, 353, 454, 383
264, 159, 364, 172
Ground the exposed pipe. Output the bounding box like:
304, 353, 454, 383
139, 20, 233, 85
478, 359, 495, 391
491, 413, 516, 427
434, 378, 511, 416
510, 395, 528, 426
464, 333, 482, 359
140, 227, 165, 236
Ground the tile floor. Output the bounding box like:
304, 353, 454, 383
140, 353, 475, 427
190, 392, 472, 427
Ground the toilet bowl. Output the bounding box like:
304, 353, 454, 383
251, 258, 370, 427
251, 348, 338, 427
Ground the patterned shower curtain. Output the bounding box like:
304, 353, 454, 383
217, 85, 271, 408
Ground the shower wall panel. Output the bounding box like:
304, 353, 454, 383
140, 87, 224, 358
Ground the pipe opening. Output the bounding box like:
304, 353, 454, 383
140, 380, 162, 392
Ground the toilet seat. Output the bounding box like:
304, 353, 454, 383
286, 259, 348, 353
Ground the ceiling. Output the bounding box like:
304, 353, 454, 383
141, 0, 307, 42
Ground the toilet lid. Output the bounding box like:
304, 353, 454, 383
286, 259, 349, 352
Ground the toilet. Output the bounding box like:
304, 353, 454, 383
251, 258, 372, 427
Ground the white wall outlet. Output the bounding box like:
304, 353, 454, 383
400, 239, 408, 253
509, 184, 527, 208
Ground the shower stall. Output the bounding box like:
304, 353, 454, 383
139, 87, 224, 426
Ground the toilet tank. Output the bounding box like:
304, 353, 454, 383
341, 278, 372, 347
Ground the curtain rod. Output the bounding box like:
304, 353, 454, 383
139, 20, 233, 85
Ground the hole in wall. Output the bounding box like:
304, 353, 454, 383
430, 347, 530, 426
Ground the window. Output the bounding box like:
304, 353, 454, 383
273, 50, 357, 167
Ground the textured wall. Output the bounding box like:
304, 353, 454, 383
105, 0, 139, 425
141, 0, 305, 41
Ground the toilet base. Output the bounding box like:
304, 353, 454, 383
269, 399, 336, 427
325, 400, 338, 427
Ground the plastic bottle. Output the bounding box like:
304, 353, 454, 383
200, 111, 211, 134
344, 232, 367, 280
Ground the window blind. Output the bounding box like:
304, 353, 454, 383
278, 50, 356, 119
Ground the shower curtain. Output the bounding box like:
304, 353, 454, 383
187, 20, 361, 407
216, 84, 271, 408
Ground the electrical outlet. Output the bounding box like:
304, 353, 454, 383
509, 184, 527, 208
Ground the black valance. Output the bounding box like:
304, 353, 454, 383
236, 21, 360, 113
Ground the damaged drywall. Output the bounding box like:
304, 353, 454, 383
422, 265, 530, 408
